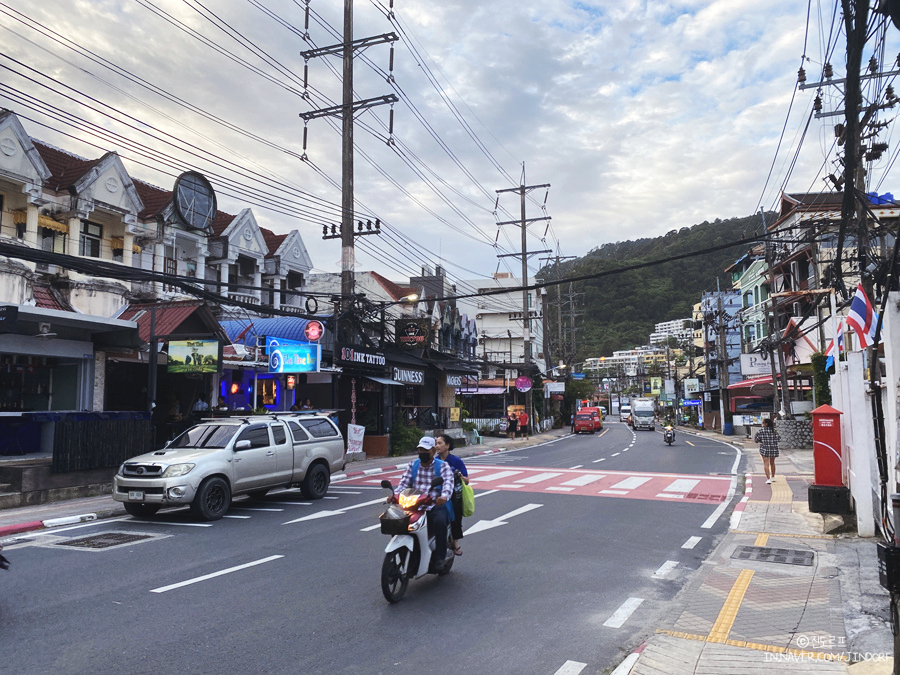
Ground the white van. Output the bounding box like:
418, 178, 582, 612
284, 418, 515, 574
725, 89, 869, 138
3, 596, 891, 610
619, 404, 631, 422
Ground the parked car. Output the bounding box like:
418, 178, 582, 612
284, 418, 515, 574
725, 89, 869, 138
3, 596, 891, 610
113, 412, 346, 521
573, 413, 596, 434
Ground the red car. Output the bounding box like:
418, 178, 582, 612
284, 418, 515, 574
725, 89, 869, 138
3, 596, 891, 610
573, 413, 595, 434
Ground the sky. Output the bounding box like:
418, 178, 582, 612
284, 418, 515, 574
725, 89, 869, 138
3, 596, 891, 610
0, 0, 891, 302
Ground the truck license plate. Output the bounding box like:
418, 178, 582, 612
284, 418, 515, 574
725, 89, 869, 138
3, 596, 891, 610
128, 491, 144, 501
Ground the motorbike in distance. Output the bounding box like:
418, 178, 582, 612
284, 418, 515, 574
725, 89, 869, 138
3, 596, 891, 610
663, 426, 675, 445
378, 476, 454, 603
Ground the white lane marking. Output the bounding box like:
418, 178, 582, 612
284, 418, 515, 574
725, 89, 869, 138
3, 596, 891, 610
258, 501, 312, 506
515, 472, 563, 484
546, 486, 575, 492
561, 474, 606, 487
682, 536, 702, 549
150, 555, 284, 593
497, 484, 524, 489
554, 660, 587, 675
656, 493, 685, 499
222, 515, 251, 519
611, 452, 621, 457
568, 465, 583, 469
610, 476, 650, 490
603, 597, 644, 628
663, 479, 699, 493
324, 490, 361, 494
464, 503, 543, 535
610, 652, 640, 675
652, 560, 679, 579
135, 520, 213, 528
592, 457, 607, 463
283, 497, 386, 525
475, 489, 498, 498
360, 524, 381, 532
324, 496, 340, 500
599, 489, 629, 495
230, 507, 284, 512
701, 441, 742, 529
470, 470, 522, 483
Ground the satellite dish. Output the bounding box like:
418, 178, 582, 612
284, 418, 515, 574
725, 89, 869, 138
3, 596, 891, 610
173, 171, 217, 234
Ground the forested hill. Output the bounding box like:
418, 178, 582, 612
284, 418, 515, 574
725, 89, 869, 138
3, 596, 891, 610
541, 212, 773, 360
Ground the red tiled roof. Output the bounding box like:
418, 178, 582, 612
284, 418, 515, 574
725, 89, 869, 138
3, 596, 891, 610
368, 271, 415, 301
211, 211, 235, 236
134, 179, 172, 220
32, 284, 68, 311
32, 141, 101, 192
118, 301, 204, 343
260, 227, 287, 257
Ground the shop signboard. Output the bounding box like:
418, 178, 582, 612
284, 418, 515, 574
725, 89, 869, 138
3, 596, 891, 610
684, 378, 699, 397
445, 374, 465, 387
269, 343, 320, 373
515, 376, 532, 392
740, 353, 773, 376
544, 382, 565, 394
337, 346, 386, 368
395, 319, 431, 349
450, 407, 461, 422
168, 339, 219, 373
347, 423, 365, 454
651, 377, 661, 395
571, 373, 585, 380
392, 366, 425, 385
304, 320, 325, 342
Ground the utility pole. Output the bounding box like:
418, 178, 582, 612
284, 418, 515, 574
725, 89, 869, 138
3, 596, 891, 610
496, 169, 550, 429
539, 252, 575, 372
299, 1, 396, 311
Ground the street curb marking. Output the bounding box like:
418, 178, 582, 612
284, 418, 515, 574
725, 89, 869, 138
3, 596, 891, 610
655, 629, 849, 662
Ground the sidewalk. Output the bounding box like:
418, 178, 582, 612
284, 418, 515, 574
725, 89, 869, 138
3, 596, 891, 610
0, 427, 566, 537
619, 429, 893, 675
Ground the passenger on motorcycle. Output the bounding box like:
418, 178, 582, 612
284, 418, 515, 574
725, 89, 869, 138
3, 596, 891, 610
392, 436, 455, 568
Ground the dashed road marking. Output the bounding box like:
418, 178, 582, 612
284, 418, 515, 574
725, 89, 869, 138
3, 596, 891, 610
682, 536, 702, 549
604, 597, 644, 628
150, 555, 284, 593
652, 560, 679, 579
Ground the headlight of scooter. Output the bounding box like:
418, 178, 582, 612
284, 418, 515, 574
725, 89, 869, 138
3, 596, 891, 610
398, 488, 420, 509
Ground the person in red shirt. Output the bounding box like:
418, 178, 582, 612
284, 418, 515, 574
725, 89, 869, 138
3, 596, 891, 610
518, 410, 529, 439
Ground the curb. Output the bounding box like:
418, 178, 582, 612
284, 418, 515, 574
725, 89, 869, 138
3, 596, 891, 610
0, 511, 112, 539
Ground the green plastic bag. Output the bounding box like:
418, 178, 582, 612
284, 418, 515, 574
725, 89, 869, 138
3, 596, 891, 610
461, 481, 475, 517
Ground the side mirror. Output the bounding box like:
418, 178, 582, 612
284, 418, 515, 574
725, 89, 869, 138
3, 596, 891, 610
381, 479, 393, 490
235, 440, 252, 451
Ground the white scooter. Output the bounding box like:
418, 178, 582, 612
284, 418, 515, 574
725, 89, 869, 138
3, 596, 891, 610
378, 477, 454, 603
663, 426, 675, 445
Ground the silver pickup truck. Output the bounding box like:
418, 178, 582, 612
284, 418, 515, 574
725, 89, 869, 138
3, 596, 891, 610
113, 413, 346, 520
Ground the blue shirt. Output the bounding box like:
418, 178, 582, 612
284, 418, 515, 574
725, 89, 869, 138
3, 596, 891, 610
443, 452, 468, 477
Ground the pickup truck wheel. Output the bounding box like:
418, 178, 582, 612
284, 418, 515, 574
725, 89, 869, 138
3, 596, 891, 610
300, 463, 329, 499
191, 477, 231, 521
123, 503, 160, 517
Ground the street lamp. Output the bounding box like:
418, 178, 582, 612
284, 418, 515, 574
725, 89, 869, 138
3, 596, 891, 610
377, 293, 420, 346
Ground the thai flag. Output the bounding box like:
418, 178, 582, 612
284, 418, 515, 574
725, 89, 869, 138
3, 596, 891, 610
845, 283, 879, 348
824, 318, 844, 370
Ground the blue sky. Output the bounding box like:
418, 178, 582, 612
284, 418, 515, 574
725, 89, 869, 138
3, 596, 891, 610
0, 0, 890, 294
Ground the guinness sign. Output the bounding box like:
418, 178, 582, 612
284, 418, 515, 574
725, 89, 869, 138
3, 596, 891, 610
392, 366, 425, 386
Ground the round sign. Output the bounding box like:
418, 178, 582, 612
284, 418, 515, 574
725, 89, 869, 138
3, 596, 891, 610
515, 376, 532, 393
304, 320, 324, 342
173, 171, 217, 233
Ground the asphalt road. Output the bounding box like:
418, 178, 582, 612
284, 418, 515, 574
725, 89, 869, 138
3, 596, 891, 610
0, 423, 742, 674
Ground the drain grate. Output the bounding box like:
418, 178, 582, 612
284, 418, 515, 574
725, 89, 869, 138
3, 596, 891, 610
54, 531, 156, 550
731, 545, 814, 566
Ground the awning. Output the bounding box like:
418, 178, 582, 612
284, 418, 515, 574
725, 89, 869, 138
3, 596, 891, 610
366, 375, 404, 386
456, 386, 507, 395
728, 376, 773, 390
38, 214, 68, 233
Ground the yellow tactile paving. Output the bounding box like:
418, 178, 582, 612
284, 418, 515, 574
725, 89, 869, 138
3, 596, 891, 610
656, 629, 849, 662
732, 530, 834, 540
707, 568, 755, 642
769, 475, 792, 503
753, 533, 769, 546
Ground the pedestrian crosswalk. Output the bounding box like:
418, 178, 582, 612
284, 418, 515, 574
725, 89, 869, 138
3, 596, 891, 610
343, 465, 731, 504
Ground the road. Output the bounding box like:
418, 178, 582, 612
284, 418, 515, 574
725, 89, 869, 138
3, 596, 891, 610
0, 423, 741, 674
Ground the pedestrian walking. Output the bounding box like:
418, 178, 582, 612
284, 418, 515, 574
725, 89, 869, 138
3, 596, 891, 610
507, 412, 518, 440
754, 417, 780, 484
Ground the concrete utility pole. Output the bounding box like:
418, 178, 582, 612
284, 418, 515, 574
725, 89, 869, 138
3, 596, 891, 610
299, 0, 397, 311
496, 169, 550, 428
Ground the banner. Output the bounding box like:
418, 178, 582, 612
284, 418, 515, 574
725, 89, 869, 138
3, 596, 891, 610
347, 424, 366, 454
168, 339, 218, 373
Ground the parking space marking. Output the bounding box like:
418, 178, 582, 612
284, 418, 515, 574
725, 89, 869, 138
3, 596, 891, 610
150, 555, 284, 593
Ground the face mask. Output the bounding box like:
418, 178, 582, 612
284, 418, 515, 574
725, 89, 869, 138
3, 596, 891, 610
418, 452, 432, 464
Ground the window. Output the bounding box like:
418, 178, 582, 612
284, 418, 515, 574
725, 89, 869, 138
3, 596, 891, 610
236, 424, 271, 448
300, 418, 339, 439
287, 420, 309, 442
80, 221, 102, 257
272, 423, 287, 445
41, 227, 66, 254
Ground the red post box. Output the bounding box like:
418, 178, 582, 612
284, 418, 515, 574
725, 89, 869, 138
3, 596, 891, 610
811, 404, 843, 487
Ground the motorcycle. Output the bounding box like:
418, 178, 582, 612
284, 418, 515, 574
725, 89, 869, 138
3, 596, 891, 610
663, 427, 675, 445
378, 478, 454, 603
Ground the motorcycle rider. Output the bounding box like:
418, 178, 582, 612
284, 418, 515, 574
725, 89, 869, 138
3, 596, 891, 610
392, 436, 455, 568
